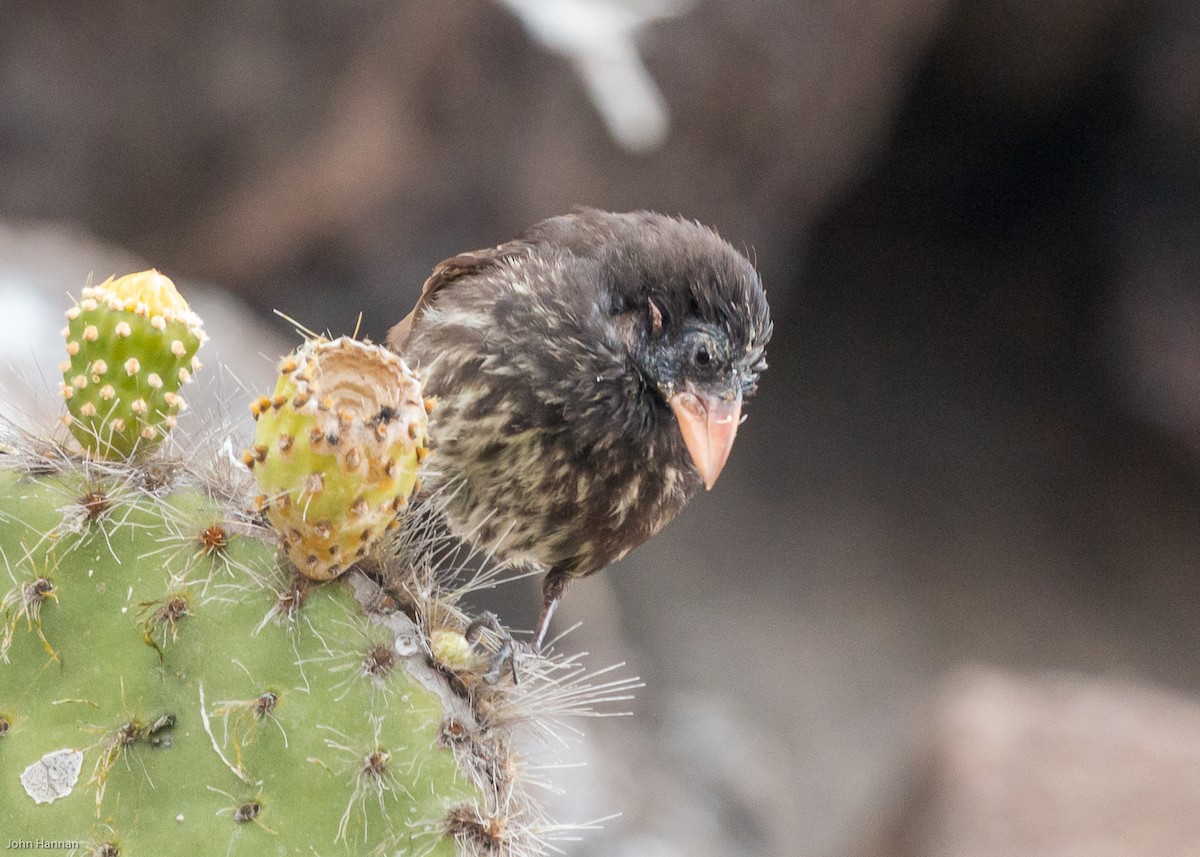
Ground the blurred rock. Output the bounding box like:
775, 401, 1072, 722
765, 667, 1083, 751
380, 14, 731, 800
1129, 0, 1200, 152
1104, 0, 1200, 472
935, 0, 1130, 109
1110, 223, 1200, 468
864, 668, 1200, 857
0, 0, 956, 333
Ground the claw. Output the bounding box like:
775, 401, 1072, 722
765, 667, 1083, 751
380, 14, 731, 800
465, 611, 520, 684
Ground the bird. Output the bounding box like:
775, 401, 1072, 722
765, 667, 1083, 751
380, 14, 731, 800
388, 208, 771, 652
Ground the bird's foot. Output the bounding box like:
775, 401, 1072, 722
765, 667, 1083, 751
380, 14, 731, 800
464, 611, 532, 684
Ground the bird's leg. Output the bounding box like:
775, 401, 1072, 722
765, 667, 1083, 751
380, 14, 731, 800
533, 569, 569, 653
457, 570, 570, 681
464, 611, 519, 684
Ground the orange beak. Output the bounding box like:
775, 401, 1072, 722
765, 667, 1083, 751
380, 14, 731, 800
668, 387, 743, 490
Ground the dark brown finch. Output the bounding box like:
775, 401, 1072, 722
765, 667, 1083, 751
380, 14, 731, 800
388, 209, 771, 650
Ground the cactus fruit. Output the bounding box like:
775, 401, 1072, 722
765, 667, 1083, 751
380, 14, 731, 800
245, 336, 429, 582
59, 270, 206, 460
1, 275, 638, 855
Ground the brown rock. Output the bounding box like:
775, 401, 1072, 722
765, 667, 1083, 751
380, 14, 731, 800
867, 668, 1200, 857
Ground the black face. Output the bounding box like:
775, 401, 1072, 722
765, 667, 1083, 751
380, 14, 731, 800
638, 298, 766, 406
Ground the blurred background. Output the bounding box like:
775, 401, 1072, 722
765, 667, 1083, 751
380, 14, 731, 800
3, 1, 1200, 854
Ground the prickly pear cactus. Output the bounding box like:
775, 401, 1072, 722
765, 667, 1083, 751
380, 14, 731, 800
0, 470, 481, 855
1, 271, 635, 856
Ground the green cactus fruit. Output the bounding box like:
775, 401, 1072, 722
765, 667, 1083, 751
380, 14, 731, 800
60, 270, 205, 459
245, 336, 429, 582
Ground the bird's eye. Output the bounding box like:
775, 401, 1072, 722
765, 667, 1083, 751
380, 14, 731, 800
695, 347, 711, 366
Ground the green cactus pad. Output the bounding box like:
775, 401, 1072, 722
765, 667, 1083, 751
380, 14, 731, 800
246, 336, 429, 581
0, 468, 481, 855
60, 271, 205, 459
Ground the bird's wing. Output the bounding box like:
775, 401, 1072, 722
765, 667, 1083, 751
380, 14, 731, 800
386, 242, 530, 352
